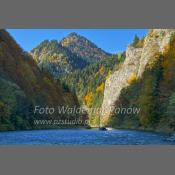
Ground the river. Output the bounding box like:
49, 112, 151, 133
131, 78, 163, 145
0, 129, 174, 145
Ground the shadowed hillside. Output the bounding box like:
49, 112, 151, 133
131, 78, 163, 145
0, 29, 85, 131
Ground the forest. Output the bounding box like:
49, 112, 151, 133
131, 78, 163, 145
0, 29, 175, 133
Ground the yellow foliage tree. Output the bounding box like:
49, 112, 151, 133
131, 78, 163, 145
84, 92, 93, 107
96, 82, 105, 93
127, 73, 137, 84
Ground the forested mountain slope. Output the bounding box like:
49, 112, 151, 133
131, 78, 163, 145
31, 33, 111, 78
0, 30, 83, 131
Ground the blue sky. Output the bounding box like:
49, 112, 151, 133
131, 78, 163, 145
7, 29, 148, 53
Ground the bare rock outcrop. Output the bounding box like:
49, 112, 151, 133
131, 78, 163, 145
101, 29, 175, 125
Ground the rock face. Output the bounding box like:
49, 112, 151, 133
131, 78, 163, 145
137, 29, 175, 77
101, 29, 175, 125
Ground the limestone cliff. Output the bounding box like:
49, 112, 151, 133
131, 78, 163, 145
101, 29, 175, 126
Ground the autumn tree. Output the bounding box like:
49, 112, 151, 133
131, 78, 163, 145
84, 92, 93, 107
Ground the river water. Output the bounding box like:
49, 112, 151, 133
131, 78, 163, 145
0, 129, 174, 145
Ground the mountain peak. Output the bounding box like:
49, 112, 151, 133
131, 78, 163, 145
31, 32, 111, 77
60, 32, 81, 46
60, 32, 111, 63
67, 32, 79, 37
